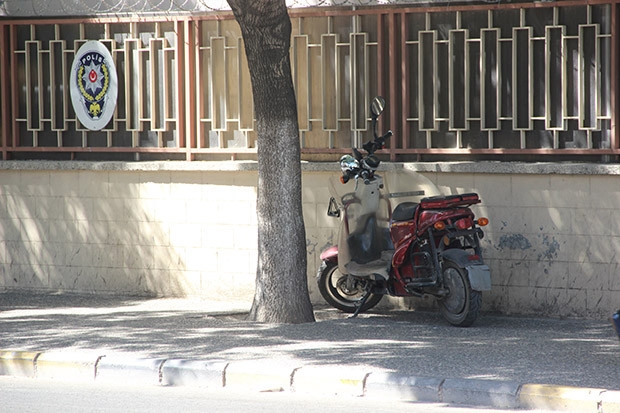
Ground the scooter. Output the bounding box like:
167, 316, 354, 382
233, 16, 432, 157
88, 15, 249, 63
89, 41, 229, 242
317, 96, 491, 327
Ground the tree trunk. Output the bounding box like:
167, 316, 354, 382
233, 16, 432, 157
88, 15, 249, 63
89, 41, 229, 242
227, 0, 315, 323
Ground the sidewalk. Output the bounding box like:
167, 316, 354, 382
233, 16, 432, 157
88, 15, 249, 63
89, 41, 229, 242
0, 291, 618, 411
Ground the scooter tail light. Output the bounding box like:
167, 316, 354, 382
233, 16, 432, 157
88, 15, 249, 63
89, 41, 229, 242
433, 221, 446, 231
477, 217, 489, 226
455, 217, 473, 230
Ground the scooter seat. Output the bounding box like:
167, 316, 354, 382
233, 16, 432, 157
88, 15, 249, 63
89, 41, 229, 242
392, 202, 418, 222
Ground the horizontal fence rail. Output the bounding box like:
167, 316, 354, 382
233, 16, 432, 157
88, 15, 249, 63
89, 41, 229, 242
0, 1, 618, 161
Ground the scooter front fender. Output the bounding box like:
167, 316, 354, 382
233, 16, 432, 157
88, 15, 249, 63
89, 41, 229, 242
441, 249, 491, 292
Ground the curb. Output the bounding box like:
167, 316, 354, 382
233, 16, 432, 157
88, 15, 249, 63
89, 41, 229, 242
292, 365, 370, 397
35, 350, 102, 381
364, 372, 442, 402
441, 378, 520, 409
0, 350, 39, 378
519, 384, 620, 413
225, 360, 300, 392
161, 359, 227, 387
1, 349, 618, 412
96, 356, 167, 386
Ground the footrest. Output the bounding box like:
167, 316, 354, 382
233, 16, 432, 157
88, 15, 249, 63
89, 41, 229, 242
345, 258, 390, 280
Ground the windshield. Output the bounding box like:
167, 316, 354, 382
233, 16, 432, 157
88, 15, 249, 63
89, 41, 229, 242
329, 174, 391, 274
328, 169, 440, 275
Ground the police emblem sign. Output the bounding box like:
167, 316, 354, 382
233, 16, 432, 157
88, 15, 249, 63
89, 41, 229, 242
70, 41, 118, 131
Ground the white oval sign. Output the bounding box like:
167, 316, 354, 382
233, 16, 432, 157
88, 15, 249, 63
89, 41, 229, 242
70, 41, 118, 131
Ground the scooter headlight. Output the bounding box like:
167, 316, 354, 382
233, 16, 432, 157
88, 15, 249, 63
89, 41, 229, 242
339, 155, 359, 175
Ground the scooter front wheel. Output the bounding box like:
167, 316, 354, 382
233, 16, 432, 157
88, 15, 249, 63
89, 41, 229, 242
438, 261, 482, 327
317, 261, 382, 313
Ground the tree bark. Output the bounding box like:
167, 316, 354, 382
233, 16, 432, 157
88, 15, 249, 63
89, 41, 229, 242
227, 0, 315, 323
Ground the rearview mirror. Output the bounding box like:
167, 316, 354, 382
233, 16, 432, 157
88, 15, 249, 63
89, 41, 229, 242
370, 96, 386, 117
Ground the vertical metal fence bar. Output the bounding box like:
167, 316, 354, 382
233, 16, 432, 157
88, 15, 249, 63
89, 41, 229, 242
50, 40, 63, 134
124, 38, 137, 134
184, 19, 195, 160
62, 35, 71, 138
173, 20, 184, 152
612, 2, 619, 151
401, 12, 409, 155
481, 28, 499, 131
72, 38, 84, 147
513, 26, 532, 133
25, 41, 39, 134
377, 13, 385, 122
163, 40, 174, 133
136, 38, 147, 138
10, 24, 19, 149
579, 24, 599, 131
238, 37, 253, 131
197, 21, 208, 149
350, 32, 367, 131
38, 44, 48, 139
0, 23, 9, 158
349, 31, 357, 135
103, 31, 116, 146
546, 26, 565, 131
321, 33, 337, 131
450, 29, 467, 131
419, 31, 436, 131
388, 12, 398, 161
149, 38, 162, 133
211, 37, 227, 132
293, 35, 309, 133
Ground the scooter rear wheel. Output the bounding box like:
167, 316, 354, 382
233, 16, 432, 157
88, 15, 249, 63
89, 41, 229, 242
317, 261, 383, 313
438, 260, 482, 327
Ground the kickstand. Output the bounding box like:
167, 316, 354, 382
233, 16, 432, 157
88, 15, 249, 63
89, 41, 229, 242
350, 290, 371, 319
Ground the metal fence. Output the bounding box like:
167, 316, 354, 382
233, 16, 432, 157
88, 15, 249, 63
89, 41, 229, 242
0, 1, 618, 161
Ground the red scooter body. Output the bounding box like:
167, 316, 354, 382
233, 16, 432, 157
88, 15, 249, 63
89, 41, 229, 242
389, 194, 481, 296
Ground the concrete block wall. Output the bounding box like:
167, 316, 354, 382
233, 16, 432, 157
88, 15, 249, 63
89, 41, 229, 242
0, 161, 617, 319
0, 162, 259, 301
407, 163, 620, 319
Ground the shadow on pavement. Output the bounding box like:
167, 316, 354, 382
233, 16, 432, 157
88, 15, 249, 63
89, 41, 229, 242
0, 291, 618, 391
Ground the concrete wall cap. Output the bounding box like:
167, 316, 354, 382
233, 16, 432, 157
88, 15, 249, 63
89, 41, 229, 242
0, 160, 618, 175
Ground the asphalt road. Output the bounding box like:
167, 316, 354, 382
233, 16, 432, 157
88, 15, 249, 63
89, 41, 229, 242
0, 376, 558, 413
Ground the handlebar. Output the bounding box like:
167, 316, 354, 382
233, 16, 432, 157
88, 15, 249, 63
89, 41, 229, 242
363, 130, 392, 155
339, 96, 392, 185
340, 130, 392, 185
